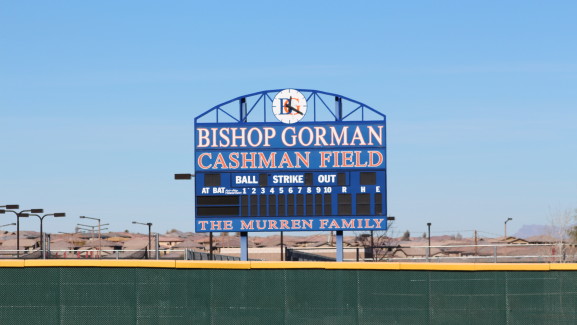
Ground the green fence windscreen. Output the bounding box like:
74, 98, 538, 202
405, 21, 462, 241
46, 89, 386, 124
0, 267, 576, 324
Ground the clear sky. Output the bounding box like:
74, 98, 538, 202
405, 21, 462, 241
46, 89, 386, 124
1, 1, 576, 238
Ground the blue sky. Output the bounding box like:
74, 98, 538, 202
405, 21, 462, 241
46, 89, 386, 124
1, 1, 576, 238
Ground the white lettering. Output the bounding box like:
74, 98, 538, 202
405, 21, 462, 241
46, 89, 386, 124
272, 175, 304, 184
197, 128, 210, 147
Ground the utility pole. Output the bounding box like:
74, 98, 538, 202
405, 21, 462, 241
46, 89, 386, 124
132, 221, 153, 259
504, 218, 513, 238
427, 223, 432, 248
79, 216, 106, 259
474, 230, 478, 256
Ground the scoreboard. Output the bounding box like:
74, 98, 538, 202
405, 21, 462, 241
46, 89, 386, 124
194, 121, 387, 232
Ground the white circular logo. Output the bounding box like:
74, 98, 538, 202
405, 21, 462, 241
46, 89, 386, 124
272, 89, 307, 124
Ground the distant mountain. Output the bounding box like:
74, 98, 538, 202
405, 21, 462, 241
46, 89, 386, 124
514, 224, 564, 239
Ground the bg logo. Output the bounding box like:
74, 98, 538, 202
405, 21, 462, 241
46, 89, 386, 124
272, 89, 307, 124
277, 98, 301, 115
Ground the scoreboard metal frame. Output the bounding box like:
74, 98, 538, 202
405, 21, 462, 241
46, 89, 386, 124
194, 89, 387, 233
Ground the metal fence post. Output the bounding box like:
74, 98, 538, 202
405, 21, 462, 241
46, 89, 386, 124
46, 234, 51, 259
155, 233, 160, 260
494, 246, 498, 263
42, 233, 46, 259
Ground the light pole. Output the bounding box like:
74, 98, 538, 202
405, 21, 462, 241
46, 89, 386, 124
133, 221, 152, 259
504, 218, 513, 238
0, 223, 16, 228
77, 226, 108, 234
0, 205, 19, 209
78, 223, 99, 239
29, 213, 66, 259
174, 174, 195, 180
427, 222, 432, 248
1, 207, 43, 257
80, 216, 102, 258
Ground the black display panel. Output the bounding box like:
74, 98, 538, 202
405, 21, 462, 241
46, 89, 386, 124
338, 173, 347, 186
197, 206, 238, 216
259, 196, 266, 216
305, 173, 313, 186
324, 194, 332, 216
241, 196, 248, 216
296, 194, 304, 216
278, 195, 286, 216
268, 195, 277, 216
288, 195, 294, 216
259, 173, 268, 186
306, 194, 313, 216
251, 196, 257, 216
338, 194, 351, 215
360, 172, 376, 185
315, 194, 322, 216
375, 193, 383, 215
356, 193, 371, 215
197, 196, 238, 205
204, 174, 221, 187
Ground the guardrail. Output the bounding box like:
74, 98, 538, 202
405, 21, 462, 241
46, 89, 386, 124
287, 243, 576, 263
0, 248, 246, 261
0, 242, 573, 262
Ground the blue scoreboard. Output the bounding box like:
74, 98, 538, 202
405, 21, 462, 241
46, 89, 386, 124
194, 89, 387, 232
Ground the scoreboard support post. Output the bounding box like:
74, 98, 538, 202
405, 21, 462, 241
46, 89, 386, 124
240, 232, 248, 261
336, 230, 344, 262
280, 231, 284, 261
209, 232, 213, 260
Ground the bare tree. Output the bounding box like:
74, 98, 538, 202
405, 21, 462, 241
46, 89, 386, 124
565, 208, 577, 262
355, 220, 398, 261
567, 208, 577, 238
549, 207, 577, 263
